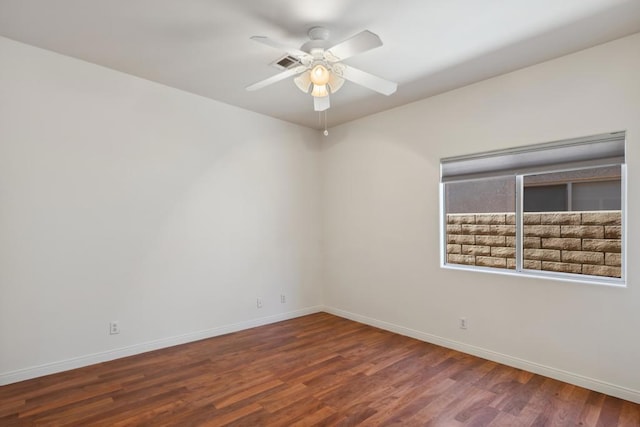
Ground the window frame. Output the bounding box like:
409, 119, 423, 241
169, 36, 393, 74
439, 135, 626, 287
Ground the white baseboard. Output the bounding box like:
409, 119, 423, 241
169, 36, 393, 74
0, 306, 323, 386
323, 306, 640, 404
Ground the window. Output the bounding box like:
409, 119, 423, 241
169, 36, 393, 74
523, 166, 622, 212
441, 132, 625, 285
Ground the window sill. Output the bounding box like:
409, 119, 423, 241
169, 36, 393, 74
441, 262, 626, 288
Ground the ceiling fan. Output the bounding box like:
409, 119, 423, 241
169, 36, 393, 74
246, 27, 397, 112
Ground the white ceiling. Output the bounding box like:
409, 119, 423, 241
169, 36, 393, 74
1, 0, 640, 130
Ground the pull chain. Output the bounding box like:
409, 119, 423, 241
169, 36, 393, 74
323, 110, 328, 136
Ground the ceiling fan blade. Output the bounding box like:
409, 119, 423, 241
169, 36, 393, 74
326, 30, 383, 61
246, 67, 304, 91
314, 95, 330, 112
340, 65, 397, 96
250, 36, 308, 58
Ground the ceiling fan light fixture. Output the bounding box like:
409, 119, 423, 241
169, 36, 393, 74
309, 64, 330, 86
311, 84, 329, 98
294, 72, 312, 93
328, 74, 345, 94
248, 27, 397, 112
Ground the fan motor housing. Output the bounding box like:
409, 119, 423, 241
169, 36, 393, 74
301, 26, 332, 53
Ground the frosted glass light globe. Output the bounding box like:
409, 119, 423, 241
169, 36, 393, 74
309, 64, 330, 86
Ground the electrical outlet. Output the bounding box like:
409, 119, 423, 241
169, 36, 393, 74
257, 298, 263, 309
459, 317, 468, 330
280, 294, 286, 304
109, 321, 120, 335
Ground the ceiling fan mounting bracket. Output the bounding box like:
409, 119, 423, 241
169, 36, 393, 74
301, 26, 332, 53
307, 26, 330, 41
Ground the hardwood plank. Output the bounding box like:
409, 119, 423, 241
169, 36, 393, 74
17, 382, 122, 418
214, 378, 284, 409
578, 403, 603, 427
289, 405, 336, 426
620, 400, 640, 426
34, 398, 114, 427
597, 395, 624, 426
488, 411, 532, 427
0, 312, 638, 426
258, 382, 310, 413
362, 377, 459, 424
199, 402, 262, 427
0, 399, 25, 418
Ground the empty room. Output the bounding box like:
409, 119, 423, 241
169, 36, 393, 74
1, 0, 640, 425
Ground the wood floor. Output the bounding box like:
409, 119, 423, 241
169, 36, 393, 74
1, 313, 638, 426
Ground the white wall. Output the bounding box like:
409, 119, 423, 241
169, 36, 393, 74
322, 33, 640, 402
0, 37, 322, 382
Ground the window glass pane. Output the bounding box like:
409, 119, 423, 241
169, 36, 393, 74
445, 177, 515, 270
524, 185, 567, 212
572, 181, 621, 210
522, 166, 622, 278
